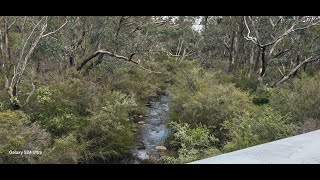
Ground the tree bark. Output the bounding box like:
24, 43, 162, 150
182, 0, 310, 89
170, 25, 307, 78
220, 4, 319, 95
228, 30, 236, 72
11, 82, 20, 110
253, 47, 261, 76
234, 16, 245, 71
203, 16, 208, 35
292, 55, 300, 77
246, 46, 255, 79
85, 53, 104, 73
69, 53, 75, 67
77, 50, 138, 71
256, 46, 266, 92
4, 17, 11, 67
77, 51, 101, 71
233, 30, 239, 71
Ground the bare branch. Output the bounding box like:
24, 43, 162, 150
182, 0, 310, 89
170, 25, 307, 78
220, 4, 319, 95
269, 35, 284, 56
14, 17, 48, 88
115, 16, 125, 38
249, 16, 260, 42
41, 19, 68, 38
276, 17, 283, 26
77, 51, 100, 71
278, 68, 284, 76
20, 17, 45, 60
155, 20, 168, 26
270, 18, 275, 27
98, 50, 139, 64
8, 17, 18, 29
263, 19, 320, 47
77, 50, 138, 71
223, 36, 230, 49
273, 55, 320, 87
77, 49, 163, 74
270, 49, 290, 59
243, 16, 259, 46
11, 17, 45, 90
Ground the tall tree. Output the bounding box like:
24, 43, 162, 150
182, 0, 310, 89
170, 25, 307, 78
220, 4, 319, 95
243, 16, 320, 91
0, 16, 67, 109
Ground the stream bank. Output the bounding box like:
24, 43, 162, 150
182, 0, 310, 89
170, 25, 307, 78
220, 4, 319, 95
113, 93, 172, 164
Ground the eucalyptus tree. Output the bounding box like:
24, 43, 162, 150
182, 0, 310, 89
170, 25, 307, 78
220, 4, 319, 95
0, 16, 67, 109
243, 16, 320, 91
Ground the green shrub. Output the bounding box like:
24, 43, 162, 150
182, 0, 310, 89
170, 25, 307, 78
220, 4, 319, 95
250, 86, 274, 106
110, 66, 161, 103
270, 72, 320, 132
0, 90, 10, 111
30, 78, 93, 137
80, 91, 137, 162
164, 122, 220, 164
234, 76, 257, 92
39, 134, 85, 164
170, 66, 255, 142
104, 63, 172, 117
0, 110, 51, 164
44, 114, 88, 137
36, 87, 52, 104
0, 101, 6, 112
252, 94, 270, 105
223, 107, 298, 152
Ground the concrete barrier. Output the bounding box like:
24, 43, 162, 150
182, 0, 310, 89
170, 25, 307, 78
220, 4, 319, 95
190, 130, 320, 164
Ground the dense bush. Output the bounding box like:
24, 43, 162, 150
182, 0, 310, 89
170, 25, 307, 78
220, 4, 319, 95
169, 66, 255, 142
80, 91, 137, 162
250, 86, 273, 105
270, 72, 320, 132
252, 94, 270, 105
110, 65, 169, 103
234, 76, 257, 93
0, 90, 10, 111
30, 78, 93, 137
39, 134, 85, 164
164, 122, 220, 164
165, 64, 301, 162
223, 107, 298, 152
0, 110, 51, 164
0, 101, 6, 112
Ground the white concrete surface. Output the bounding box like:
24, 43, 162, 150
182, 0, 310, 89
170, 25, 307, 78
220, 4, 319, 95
190, 130, 320, 164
